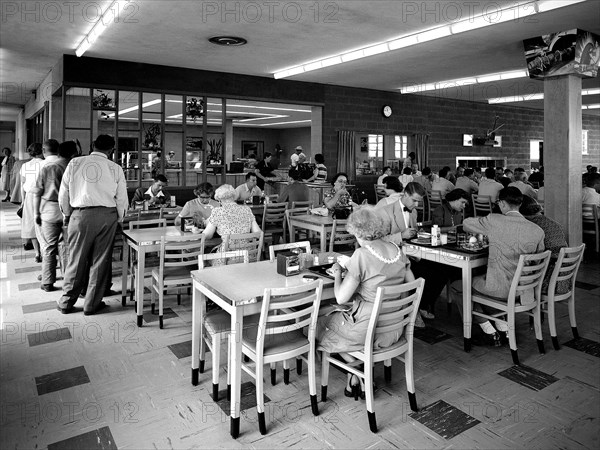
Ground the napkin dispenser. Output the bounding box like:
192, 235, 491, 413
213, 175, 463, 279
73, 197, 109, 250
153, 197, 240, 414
276, 251, 300, 277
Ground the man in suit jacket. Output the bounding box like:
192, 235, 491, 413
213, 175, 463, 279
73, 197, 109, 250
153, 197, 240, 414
376, 182, 426, 244
451, 187, 545, 345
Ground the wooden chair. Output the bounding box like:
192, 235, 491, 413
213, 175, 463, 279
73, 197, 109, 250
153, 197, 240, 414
467, 251, 551, 365
241, 279, 323, 434
539, 244, 585, 350
285, 207, 312, 242
221, 231, 264, 263
374, 184, 387, 203
472, 194, 493, 217
268, 241, 311, 261
159, 207, 179, 226
321, 278, 425, 432
261, 202, 288, 246
428, 190, 443, 218
582, 204, 599, 253
328, 219, 356, 253
266, 194, 279, 203
198, 250, 250, 401
150, 234, 205, 328
126, 218, 167, 304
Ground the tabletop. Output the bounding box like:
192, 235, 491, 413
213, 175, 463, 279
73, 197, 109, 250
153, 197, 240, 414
191, 260, 334, 305
402, 239, 488, 261
123, 225, 206, 245
289, 213, 334, 225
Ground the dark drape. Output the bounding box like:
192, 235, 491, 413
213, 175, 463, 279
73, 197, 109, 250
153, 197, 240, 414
337, 130, 356, 178
414, 134, 430, 169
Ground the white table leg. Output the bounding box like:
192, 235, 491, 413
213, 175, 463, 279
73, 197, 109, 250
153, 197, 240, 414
136, 248, 145, 327
320, 225, 326, 253
191, 283, 202, 385
462, 262, 473, 351
121, 238, 129, 307
229, 307, 243, 438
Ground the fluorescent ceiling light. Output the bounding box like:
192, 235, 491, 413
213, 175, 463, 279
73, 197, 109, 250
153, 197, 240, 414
417, 26, 451, 43
303, 61, 323, 72
75, 0, 120, 57
363, 43, 389, 57
400, 69, 528, 93
341, 49, 365, 63
388, 35, 419, 50
321, 56, 342, 68
582, 104, 600, 109
583, 88, 600, 95
536, 0, 587, 13
489, 89, 599, 103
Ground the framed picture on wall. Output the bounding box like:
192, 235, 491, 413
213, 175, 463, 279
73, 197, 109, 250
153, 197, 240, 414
360, 136, 368, 152
241, 141, 264, 159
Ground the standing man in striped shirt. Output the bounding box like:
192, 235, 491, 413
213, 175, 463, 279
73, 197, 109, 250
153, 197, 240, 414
57, 135, 128, 315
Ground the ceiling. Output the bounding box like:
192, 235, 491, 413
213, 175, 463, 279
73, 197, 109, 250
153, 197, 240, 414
2, 0, 600, 122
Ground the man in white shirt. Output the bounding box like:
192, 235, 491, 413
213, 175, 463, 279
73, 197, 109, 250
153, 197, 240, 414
582, 173, 600, 217
131, 174, 171, 206
478, 167, 504, 203
57, 135, 128, 315
290, 146, 306, 167
431, 166, 455, 197
455, 168, 479, 196
235, 172, 263, 202
509, 168, 537, 200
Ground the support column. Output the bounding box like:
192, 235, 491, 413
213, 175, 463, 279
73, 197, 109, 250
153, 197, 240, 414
544, 74, 582, 246
310, 106, 323, 161
224, 119, 234, 167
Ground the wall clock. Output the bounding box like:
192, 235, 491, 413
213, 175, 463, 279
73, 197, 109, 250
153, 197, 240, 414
382, 105, 392, 118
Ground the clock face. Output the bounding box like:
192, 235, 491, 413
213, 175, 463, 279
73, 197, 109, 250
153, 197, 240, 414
382, 105, 392, 117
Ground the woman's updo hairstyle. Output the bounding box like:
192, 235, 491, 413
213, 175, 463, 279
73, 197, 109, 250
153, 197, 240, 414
346, 206, 388, 241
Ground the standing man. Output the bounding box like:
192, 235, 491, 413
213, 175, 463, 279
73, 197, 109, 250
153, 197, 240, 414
255, 152, 277, 190
290, 146, 306, 167
31, 140, 70, 291
57, 135, 128, 315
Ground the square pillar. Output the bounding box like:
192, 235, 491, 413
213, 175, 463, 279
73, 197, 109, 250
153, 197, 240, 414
544, 75, 582, 246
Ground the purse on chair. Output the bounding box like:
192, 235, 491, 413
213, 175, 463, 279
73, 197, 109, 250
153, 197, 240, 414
332, 206, 352, 220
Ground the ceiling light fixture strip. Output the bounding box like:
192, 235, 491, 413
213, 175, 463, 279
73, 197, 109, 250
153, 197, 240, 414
489, 90, 600, 104
273, 0, 587, 79
399, 69, 529, 94
75, 0, 121, 57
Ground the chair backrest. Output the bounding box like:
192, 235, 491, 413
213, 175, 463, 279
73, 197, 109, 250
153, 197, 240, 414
328, 219, 357, 252
285, 207, 311, 242
429, 190, 443, 206
198, 249, 249, 269
159, 208, 179, 225
159, 234, 205, 272
269, 241, 311, 261
546, 244, 585, 301
129, 218, 167, 230
365, 278, 425, 356
262, 202, 288, 234
507, 251, 552, 306
472, 194, 493, 217
291, 201, 313, 209
222, 231, 264, 262
582, 203, 599, 226
266, 194, 279, 202
374, 184, 387, 202
255, 279, 323, 361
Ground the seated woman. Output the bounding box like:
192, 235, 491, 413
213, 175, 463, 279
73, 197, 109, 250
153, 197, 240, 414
175, 182, 219, 227
431, 188, 470, 232
131, 174, 171, 207
317, 206, 415, 398
323, 172, 357, 212
519, 195, 568, 294
375, 176, 403, 208
304, 153, 328, 183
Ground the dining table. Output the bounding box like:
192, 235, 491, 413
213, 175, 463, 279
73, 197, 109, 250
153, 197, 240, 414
121, 225, 219, 326
288, 213, 334, 252
190, 257, 336, 438
401, 238, 489, 351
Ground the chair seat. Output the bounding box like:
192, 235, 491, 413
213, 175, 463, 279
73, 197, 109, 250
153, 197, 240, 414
205, 311, 260, 335
151, 266, 192, 283
348, 337, 408, 362
242, 327, 308, 360
472, 292, 536, 312
133, 256, 161, 269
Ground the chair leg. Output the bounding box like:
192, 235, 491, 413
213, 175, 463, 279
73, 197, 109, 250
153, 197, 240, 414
508, 312, 519, 364
384, 360, 392, 383
150, 283, 156, 314
405, 347, 418, 412
321, 352, 330, 402
533, 306, 545, 354
297, 357, 302, 375
177, 290, 181, 305
308, 348, 319, 416
256, 358, 267, 435
365, 364, 376, 433
270, 363, 277, 385
158, 284, 164, 329
547, 299, 559, 350
212, 334, 221, 401
283, 360, 290, 385
226, 335, 231, 401
568, 296, 579, 339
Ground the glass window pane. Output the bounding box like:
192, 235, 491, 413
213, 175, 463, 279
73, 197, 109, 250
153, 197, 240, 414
118, 91, 140, 127
65, 129, 91, 156
65, 87, 91, 129
142, 92, 163, 113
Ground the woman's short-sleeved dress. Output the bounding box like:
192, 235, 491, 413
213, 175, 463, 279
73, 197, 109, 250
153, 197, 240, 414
179, 198, 220, 226
316, 244, 411, 353
323, 188, 351, 211
208, 202, 255, 234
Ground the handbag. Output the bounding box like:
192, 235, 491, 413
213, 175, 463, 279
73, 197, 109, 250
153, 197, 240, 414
332, 206, 352, 220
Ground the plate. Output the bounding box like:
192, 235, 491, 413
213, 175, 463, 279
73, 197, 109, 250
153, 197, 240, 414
458, 243, 489, 252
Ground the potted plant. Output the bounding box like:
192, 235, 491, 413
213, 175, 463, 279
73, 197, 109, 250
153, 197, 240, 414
92, 89, 114, 109
186, 98, 204, 121
207, 138, 222, 163
144, 123, 162, 148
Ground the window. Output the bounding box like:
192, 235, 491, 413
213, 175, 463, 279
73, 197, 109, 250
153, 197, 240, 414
368, 134, 383, 158
395, 135, 408, 159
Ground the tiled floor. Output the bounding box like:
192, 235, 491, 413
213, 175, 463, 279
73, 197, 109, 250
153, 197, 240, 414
1, 201, 599, 449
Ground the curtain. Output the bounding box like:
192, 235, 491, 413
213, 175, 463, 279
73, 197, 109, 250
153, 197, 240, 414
337, 130, 355, 178
414, 133, 429, 169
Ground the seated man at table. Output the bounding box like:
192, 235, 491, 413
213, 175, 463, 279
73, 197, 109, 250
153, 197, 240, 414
235, 172, 262, 202
431, 166, 455, 197
376, 182, 426, 245
509, 168, 537, 200
175, 182, 219, 227
449, 187, 545, 346
582, 172, 600, 215
478, 167, 504, 203
278, 168, 310, 206
131, 174, 171, 207
455, 168, 479, 196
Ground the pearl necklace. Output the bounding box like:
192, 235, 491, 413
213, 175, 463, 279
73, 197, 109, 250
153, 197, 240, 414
365, 242, 402, 264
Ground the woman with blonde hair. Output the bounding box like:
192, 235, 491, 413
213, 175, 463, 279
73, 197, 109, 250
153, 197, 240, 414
316, 206, 416, 399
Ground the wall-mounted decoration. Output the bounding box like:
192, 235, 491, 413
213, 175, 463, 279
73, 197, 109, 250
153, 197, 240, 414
360, 136, 368, 152
463, 134, 473, 146
493, 136, 502, 148
241, 140, 264, 159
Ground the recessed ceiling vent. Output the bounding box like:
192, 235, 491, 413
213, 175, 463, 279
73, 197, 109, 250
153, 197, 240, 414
209, 36, 247, 46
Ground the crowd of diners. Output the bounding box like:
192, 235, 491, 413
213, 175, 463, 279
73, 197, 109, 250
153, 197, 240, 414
2, 135, 599, 397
